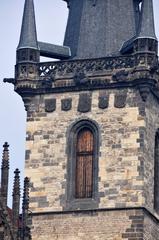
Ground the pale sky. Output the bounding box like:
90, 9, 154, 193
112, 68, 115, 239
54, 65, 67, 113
0, 0, 159, 206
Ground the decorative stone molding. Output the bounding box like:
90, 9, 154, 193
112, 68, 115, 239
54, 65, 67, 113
114, 91, 127, 108
45, 99, 56, 112
61, 98, 72, 111
98, 95, 109, 109
138, 85, 151, 102
73, 71, 88, 86
112, 70, 129, 82
78, 93, 92, 113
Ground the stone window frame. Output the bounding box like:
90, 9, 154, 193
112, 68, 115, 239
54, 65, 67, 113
66, 118, 100, 210
154, 129, 159, 213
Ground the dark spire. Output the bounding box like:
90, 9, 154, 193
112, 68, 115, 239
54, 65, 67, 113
1, 142, 9, 207
22, 177, 30, 214
17, 0, 39, 50
133, 0, 158, 54
138, 0, 157, 39
12, 169, 20, 238
22, 177, 31, 240
64, 0, 137, 58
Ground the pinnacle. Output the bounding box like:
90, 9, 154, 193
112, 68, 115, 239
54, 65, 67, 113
2, 142, 9, 168
17, 0, 39, 50
138, 0, 157, 40
14, 169, 20, 176
12, 168, 20, 196
3, 142, 9, 150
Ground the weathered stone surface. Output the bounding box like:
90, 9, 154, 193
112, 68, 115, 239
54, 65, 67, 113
31, 209, 135, 240
114, 91, 127, 108
45, 99, 56, 112
31, 209, 159, 240
78, 93, 92, 113
23, 73, 159, 240
98, 94, 109, 109
25, 89, 147, 214
61, 98, 72, 111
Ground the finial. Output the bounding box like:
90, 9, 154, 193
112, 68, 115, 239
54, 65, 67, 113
3, 142, 9, 150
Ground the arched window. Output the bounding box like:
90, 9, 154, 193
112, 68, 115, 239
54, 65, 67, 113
75, 128, 94, 198
154, 131, 159, 212
66, 119, 99, 209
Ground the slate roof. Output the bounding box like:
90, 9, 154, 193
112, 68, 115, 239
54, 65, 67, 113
64, 0, 157, 59
64, 0, 137, 58
138, 0, 157, 39
17, 0, 70, 60
17, 0, 157, 59
17, 0, 39, 50
38, 42, 71, 59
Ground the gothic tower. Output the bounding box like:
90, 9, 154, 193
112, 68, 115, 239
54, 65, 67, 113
5, 0, 159, 239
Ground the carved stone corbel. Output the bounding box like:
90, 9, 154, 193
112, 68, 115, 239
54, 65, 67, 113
112, 70, 129, 82
138, 85, 150, 102
74, 71, 89, 86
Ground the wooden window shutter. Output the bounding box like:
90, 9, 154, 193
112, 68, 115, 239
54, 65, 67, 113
75, 128, 94, 198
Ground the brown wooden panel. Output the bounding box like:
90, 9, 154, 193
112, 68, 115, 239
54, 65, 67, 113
75, 128, 94, 198
77, 128, 93, 153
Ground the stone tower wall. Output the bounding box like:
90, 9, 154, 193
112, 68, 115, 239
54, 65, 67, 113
31, 208, 159, 240
144, 93, 159, 213
25, 88, 147, 213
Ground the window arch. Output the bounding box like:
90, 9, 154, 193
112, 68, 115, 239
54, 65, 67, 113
66, 119, 100, 209
154, 131, 159, 212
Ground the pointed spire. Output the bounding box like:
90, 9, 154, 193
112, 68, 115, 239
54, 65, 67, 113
1, 142, 9, 168
22, 177, 31, 240
22, 177, 30, 213
138, 0, 157, 40
17, 0, 39, 50
1, 142, 9, 207
12, 169, 20, 237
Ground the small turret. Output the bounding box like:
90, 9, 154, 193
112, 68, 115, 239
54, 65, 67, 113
134, 0, 158, 54
15, 0, 70, 86
16, 0, 39, 64
1, 142, 9, 207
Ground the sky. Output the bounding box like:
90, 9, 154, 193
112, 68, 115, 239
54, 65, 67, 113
0, 0, 159, 206
0, 0, 68, 205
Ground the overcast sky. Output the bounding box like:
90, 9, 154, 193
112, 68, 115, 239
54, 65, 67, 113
0, 0, 159, 206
